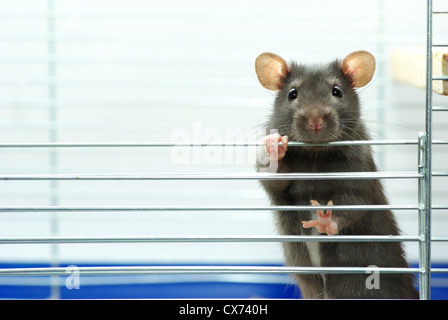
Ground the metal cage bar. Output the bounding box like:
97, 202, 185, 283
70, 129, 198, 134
422, 0, 448, 299
0, 171, 423, 181
0, 135, 436, 296
0, 265, 422, 276
0, 235, 446, 244
0, 204, 421, 212
0, 137, 431, 293
0, 139, 421, 148
0, 235, 425, 244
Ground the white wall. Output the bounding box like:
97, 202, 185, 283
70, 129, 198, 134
0, 0, 447, 269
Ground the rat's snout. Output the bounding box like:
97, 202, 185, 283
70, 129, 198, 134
306, 108, 324, 132
293, 105, 339, 143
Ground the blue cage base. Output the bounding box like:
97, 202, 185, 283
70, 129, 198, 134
0, 263, 446, 300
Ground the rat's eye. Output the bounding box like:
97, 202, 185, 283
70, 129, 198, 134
287, 88, 298, 101
332, 85, 343, 98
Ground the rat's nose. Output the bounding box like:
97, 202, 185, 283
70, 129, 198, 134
304, 107, 325, 132
308, 118, 324, 131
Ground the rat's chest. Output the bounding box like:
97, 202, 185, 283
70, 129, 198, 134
287, 180, 335, 204
283, 153, 352, 202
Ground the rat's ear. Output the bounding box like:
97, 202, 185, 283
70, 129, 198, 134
341, 51, 376, 88
255, 52, 289, 91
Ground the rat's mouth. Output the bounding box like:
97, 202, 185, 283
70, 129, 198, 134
293, 120, 340, 144
296, 133, 338, 145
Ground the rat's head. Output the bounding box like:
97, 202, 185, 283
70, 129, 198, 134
255, 51, 375, 144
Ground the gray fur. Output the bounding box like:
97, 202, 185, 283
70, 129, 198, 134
256, 59, 419, 299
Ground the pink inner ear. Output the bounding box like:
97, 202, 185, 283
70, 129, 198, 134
255, 53, 288, 91
342, 51, 375, 88
344, 59, 359, 76
266, 60, 286, 88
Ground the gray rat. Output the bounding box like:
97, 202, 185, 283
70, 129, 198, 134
255, 51, 419, 299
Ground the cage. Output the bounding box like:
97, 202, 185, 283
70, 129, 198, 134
0, 0, 447, 300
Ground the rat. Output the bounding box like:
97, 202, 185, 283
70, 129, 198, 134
255, 50, 419, 299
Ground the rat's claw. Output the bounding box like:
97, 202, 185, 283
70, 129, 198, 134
262, 133, 288, 160
318, 200, 333, 217
302, 200, 337, 235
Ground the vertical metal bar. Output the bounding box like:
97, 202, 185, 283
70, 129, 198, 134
417, 132, 427, 299
47, 0, 60, 300
422, 0, 433, 300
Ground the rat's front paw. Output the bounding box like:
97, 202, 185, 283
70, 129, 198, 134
302, 200, 337, 235
262, 133, 288, 161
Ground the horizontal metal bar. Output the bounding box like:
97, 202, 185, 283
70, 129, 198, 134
431, 269, 448, 273
432, 171, 448, 177
432, 106, 448, 111
433, 75, 448, 81
0, 142, 269, 148
0, 235, 422, 244
0, 140, 419, 148
433, 10, 448, 14
432, 43, 448, 47
0, 205, 420, 213
0, 172, 422, 181
432, 140, 448, 145
0, 266, 422, 276
431, 237, 448, 242
431, 205, 448, 210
